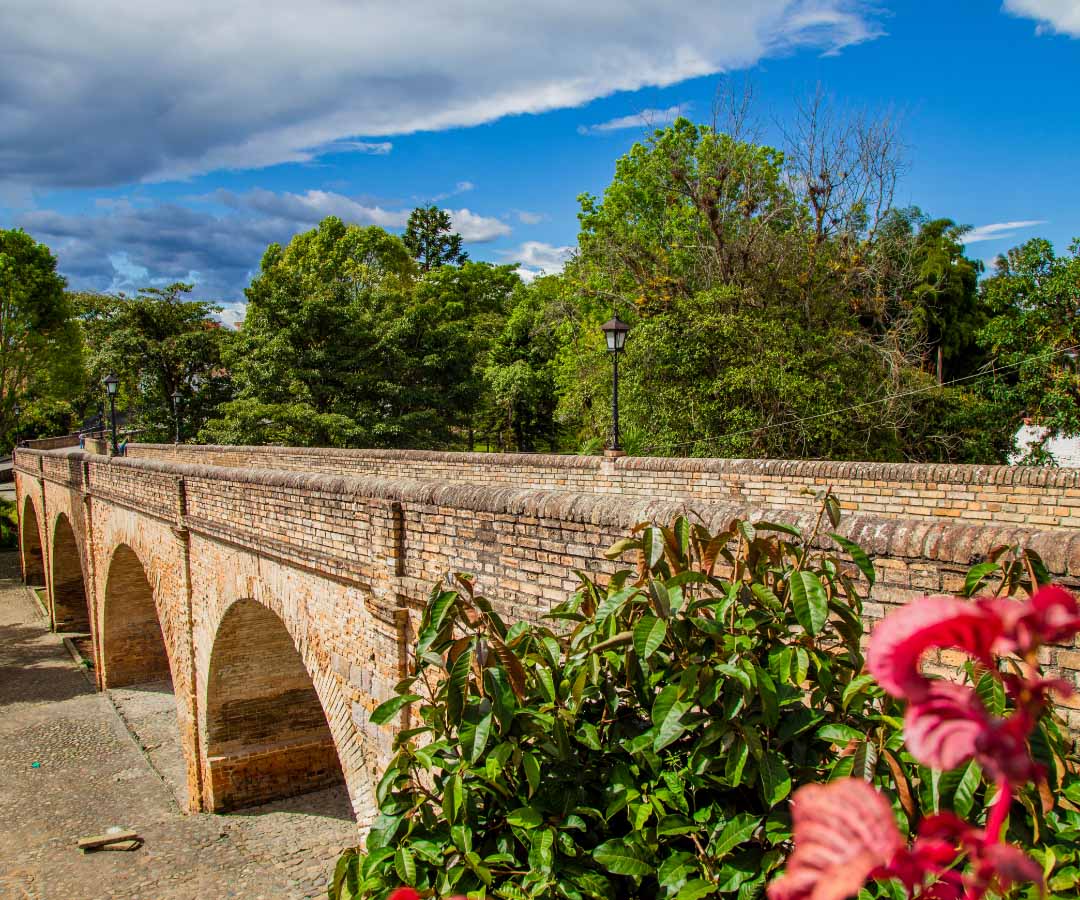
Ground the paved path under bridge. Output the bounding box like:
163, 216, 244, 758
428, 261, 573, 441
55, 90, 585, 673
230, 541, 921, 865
0, 552, 355, 900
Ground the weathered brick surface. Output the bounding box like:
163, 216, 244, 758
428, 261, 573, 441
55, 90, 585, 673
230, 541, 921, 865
15, 443, 1080, 828
129, 443, 1080, 529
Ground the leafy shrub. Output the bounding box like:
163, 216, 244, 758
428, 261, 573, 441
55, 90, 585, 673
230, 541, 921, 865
333, 496, 918, 899
331, 503, 1080, 900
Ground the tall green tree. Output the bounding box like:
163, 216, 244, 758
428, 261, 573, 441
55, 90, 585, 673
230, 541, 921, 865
403, 206, 468, 272
76, 283, 233, 443
206, 216, 502, 448
0, 229, 83, 449
413, 261, 520, 449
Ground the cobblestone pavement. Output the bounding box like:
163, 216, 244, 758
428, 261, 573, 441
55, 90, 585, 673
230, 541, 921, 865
0, 553, 359, 900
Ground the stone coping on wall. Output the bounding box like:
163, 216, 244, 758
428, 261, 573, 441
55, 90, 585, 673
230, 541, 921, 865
127, 442, 1080, 488
18, 446, 1080, 578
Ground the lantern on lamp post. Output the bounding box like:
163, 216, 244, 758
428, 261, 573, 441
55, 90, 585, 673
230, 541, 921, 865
599, 314, 631, 454
103, 374, 120, 455
12, 402, 22, 449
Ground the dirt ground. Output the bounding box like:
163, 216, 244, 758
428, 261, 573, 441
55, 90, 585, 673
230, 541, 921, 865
0, 551, 359, 900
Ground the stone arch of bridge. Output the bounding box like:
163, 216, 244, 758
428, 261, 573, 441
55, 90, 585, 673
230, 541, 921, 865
19, 493, 45, 587
100, 543, 176, 689
50, 513, 90, 633
200, 595, 355, 815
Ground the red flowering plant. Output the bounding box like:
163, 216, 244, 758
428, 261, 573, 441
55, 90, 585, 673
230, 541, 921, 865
768, 563, 1080, 900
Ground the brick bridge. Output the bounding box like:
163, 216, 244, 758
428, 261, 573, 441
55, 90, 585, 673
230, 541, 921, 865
14, 441, 1080, 827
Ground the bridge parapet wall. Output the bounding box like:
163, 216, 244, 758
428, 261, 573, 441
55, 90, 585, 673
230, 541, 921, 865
127, 444, 1080, 530
86, 456, 183, 525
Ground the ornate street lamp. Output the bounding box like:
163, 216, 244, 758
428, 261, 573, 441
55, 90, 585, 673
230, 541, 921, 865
103, 374, 120, 455
12, 402, 21, 449
600, 314, 631, 454
171, 389, 182, 444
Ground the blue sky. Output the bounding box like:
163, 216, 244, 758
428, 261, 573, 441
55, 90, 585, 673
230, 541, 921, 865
1, 0, 1077, 325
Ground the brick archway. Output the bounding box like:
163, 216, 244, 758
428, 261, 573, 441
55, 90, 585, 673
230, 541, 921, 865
50, 513, 90, 633
202, 598, 348, 813
100, 544, 174, 688
19, 495, 45, 586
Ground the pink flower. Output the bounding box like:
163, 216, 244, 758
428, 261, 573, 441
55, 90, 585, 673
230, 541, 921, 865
768, 781, 1043, 900
866, 597, 1002, 701
766, 780, 902, 900
997, 584, 1080, 656
903, 681, 988, 771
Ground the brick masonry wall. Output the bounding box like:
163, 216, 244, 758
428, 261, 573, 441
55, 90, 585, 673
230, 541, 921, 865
129, 443, 1080, 530
15, 443, 1080, 828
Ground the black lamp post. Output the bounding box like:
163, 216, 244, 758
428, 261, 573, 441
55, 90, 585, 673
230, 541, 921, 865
103, 374, 120, 455
600, 314, 631, 453
12, 402, 21, 449
171, 389, 182, 443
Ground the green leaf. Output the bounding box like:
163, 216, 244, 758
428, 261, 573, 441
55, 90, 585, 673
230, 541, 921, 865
964, 561, 1000, 597
725, 738, 749, 787
851, 741, 879, 782
755, 665, 778, 728
759, 750, 791, 807
592, 838, 653, 876
815, 723, 865, 745
506, 806, 543, 828
394, 847, 416, 885
953, 760, 982, 818
446, 648, 474, 724
841, 674, 878, 711
443, 772, 463, 824
369, 693, 421, 726
754, 520, 802, 538
642, 526, 665, 569
828, 533, 875, 586
461, 709, 493, 763
789, 571, 828, 635
674, 880, 717, 900
710, 814, 760, 860
825, 495, 841, 528
522, 752, 540, 797
633, 615, 668, 660
417, 589, 458, 656
751, 583, 784, 614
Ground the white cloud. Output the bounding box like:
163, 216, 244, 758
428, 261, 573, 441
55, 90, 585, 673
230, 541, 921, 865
507, 241, 575, 281
1003, 0, 1080, 36
17, 190, 511, 301
0, 1, 881, 189
448, 208, 511, 242
515, 210, 547, 225
578, 104, 693, 135
960, 220, 1047, 244
428, 180, 476, 202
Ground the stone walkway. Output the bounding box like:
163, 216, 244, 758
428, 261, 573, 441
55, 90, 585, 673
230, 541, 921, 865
0, 552, 358, 900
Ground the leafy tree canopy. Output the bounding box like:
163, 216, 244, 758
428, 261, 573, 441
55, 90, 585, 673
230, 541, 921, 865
75, 283, 233, 443
0, 228, 82, 449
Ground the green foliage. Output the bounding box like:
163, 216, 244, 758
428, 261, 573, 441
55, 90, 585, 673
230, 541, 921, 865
482, 277, 563, 452
404, 206, 468, 273
975, 237, 1080, 461
206, 218, 522, 449
0, 498, 18, 550
332, 499, 918, 899
0, 228, 83, 450
74, 284, 233, 443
